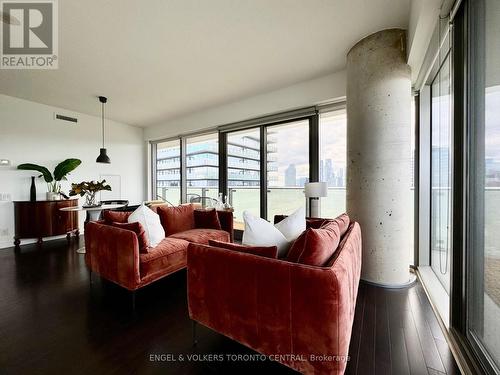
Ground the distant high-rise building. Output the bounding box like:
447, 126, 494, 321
325, 159, 334, 186
297, 176, 309, 187
338, 167, 345, 187
285, 164, 297, 187
156, 134, 278, 190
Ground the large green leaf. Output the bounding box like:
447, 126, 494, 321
17, 163, 53, 183
53, 158, 82, 181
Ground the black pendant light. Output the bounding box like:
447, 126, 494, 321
96, 96, 111, 164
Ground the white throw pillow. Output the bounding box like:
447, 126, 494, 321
128, 204, 165, 247
242, 208, 305, 257
274, 207, 306, 242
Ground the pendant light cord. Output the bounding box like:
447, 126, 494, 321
101, 101, 105, 148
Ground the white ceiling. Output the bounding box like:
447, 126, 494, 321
0, 0, 409, 127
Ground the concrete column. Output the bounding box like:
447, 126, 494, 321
346, 29, 413, 286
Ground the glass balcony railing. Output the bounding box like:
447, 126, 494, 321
227, 147, 260, 160
227, 160, 260, 170
156, 187, 181, 205
186, 187, 219, 203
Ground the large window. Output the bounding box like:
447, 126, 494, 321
468, 0, 500, 370
319, 108, 347, 218
186, 133, 219, 204
155, 139, 181, 204
431, 52, 452, 293
267, 120, 309, 219
152, 106, 349, 228
227, 128, 261, 229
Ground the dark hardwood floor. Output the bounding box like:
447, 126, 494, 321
0, 238, 460, 375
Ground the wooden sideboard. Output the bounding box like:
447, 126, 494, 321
14, 199, 79, 247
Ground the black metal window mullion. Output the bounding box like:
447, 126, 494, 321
151, 142, 157, 200
180, 137, 187, 203
309, 112, 320, 183
218, 131, 227, 200
414, 94, 421, 268
260, 126, 268, 220
450, 0, 467, 334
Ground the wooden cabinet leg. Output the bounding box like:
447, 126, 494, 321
37, 238, 43, 246
14, 238, 20, 247
66, 232, 71, 241
75, 229, 80, 238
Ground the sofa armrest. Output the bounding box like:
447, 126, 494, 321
216, 210, 234, 242
85, 221, 141, 290
187, 231, 361, 374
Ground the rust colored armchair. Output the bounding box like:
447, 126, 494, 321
187, 220, 362, 375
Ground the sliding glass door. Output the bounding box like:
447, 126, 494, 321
186, 133, 219, 204
155, 139, 181, 204
430, 52, 452, 293
467, 0, 500, 371
319, 108, 347, 218
224, 117, 314, 226
266, 120, 309, 219
227, 128, 261, 229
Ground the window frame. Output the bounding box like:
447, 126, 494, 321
150, 102, 347, 226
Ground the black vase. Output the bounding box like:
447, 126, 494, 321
30, 177, 36, 201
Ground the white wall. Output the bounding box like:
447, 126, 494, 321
0, 94, 146, 249
407, 0, 442, 82
144, 70, 346, 141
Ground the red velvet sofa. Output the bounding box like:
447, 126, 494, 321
187, 216, 362, 375
84, 204, 233, 291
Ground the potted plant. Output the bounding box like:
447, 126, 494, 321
69, 180, 111, 208
18, 159, 82, 200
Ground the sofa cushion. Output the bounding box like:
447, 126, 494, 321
157, 204, 195, 235
139, 238, 189, 279
170, 228, 230, 245
325, 222, 356, 267
111, 221, 149, 254
274, 215, 332, 229
102, 210, 131, 224
297, 221, 343, 266
194, 209, 222, 230
333, 213, 350, 236
148, 202, 170, 214
128, 204, 165, 247
208, 240, 278, 259
306, 218, 332, 229
286, 213, 350, 264
286, 230, 307, 262
242, 211, 290, 257
273, 207, 306, 242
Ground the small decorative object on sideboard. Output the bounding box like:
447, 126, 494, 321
214, 193, 233, 212
69, 180, 111, 208
17, 159, 82, 201
30, 176, 36, 202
